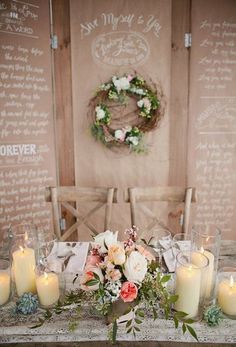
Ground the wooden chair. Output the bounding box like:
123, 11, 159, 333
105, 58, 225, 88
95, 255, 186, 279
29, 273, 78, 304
45, 186, 118, 241
125, 187, 196, 239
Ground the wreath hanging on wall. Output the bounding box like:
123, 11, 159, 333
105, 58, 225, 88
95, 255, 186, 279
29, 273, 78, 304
88, 73, 165, 153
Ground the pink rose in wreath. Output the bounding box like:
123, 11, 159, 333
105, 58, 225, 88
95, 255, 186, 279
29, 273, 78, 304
120, 281, 138, 303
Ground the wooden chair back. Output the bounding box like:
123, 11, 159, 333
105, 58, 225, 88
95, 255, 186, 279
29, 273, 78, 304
125, 186, 196, 239
45, 186, 118, 241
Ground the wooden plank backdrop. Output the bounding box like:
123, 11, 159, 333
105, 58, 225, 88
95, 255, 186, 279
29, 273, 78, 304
69, 0, 172, 240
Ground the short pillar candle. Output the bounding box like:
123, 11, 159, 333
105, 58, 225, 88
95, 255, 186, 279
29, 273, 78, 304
217, 268, 236, 318
36, 272, 60, 307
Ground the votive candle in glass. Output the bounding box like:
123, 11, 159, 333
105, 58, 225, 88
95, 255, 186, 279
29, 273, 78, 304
217, 267, 236, 319
0, 259, 11, 306
174, 250, 209, 320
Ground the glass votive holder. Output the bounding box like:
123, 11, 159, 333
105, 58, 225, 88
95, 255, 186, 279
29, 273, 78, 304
174, 250, 209, 320
35, 264, 65, 308
191, 225, 221, 304
217, 267, 236, 319
0, 259, 12, 306
148, 227, 172, 269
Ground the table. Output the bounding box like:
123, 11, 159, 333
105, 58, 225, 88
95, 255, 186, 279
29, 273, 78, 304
0, 240, 236, 346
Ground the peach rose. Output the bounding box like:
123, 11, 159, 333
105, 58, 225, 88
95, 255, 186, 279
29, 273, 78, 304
108, 242, 126, 265
120, 281, 138, 303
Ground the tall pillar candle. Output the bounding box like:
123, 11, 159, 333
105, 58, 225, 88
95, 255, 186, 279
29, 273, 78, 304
13, 247, 36, 296
175, 264, 201, 318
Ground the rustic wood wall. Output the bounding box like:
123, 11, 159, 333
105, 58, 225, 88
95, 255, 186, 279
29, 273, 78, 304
51, 0, 236, 240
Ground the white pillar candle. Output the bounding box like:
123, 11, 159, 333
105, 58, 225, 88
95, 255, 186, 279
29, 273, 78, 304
0, 272, 10, 305
36, 272, 60, 307
13, 247, 36, 296
175, 264, 201, 318
218, 276, 236, 316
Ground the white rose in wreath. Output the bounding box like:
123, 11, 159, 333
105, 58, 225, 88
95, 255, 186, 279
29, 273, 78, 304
124, 251, 147, 283
92, 230, 118, 253
95, 106, 106, 120
115, 129, 125, 142
113, 76, 130, 92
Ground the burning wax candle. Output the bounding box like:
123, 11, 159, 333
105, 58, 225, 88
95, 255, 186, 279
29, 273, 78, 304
175, 264, 201, 318
13, 246, 36, 296
0, 271, 10, 305
36, 272, 60, 307
218, 275, 236, 316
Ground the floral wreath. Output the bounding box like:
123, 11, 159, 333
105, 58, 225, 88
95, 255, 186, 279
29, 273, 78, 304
89, 73, 165, 153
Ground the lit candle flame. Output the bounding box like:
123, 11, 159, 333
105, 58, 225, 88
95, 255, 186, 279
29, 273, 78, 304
200, 246, 204, 253
24, 232, 28, 241
230, 275, 234, 287
44, 272, 48, 281
19, 246, 24, 253
206, 236, 210, 242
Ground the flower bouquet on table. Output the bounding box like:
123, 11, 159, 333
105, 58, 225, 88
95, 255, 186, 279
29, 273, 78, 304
33, 227, 197, 343
80, 227, 198, 342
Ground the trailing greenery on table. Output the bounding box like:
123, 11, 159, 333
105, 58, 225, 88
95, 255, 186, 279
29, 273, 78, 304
88, 73, 165, 153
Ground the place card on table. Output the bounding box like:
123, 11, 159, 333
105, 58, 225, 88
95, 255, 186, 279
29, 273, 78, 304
163, 240, 191, 273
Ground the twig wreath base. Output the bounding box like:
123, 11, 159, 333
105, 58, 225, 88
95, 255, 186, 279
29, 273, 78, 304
89, 73, 165, 153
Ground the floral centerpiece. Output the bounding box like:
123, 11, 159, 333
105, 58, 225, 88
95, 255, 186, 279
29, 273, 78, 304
34, 227, 197, 343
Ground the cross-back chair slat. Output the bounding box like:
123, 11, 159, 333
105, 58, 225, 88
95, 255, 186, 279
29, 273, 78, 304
125, 186, 196, 239
45, 186, 118, 240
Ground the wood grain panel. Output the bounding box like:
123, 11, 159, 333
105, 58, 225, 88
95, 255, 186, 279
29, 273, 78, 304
169, 0, 191, 185
52, 0, 75, 187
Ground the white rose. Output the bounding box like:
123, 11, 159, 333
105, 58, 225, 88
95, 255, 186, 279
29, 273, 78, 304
137, 99, 144, 108
124, 251, 147, 283
113, 77, 130, 92
108, 242, 126, 265
92, 230, 118, 253
95, 106, 105, 120
143, 97, 151, 111
126, 136, 139, 146
118, 77, 130, 90
114, 129, 125, 142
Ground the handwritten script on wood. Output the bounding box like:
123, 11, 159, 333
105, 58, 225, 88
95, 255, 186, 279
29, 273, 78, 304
0, 0, 56, 236
188, 0, 236, 238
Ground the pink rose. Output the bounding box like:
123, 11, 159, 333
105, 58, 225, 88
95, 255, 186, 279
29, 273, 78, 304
120, 281, 138, 303
80, 266, 104, 291
86, 254, 101, 267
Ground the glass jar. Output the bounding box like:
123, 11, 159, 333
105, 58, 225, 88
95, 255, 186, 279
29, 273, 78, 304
0, 259, 12, 306
191, 225, 221, 304
10, 223, 39, 297
174, 250, 209, 320
217, 267, 236, 319
35, 263, 65, 308
148, 227, 172, 270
